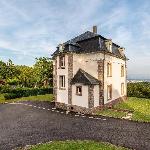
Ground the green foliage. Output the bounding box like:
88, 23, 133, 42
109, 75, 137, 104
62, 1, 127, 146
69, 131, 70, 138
0, 59, 21, 80
29, 140, 128, 150
4, 87, 53, 100
127, 82, 150, 98
0, 57, 53, 88
34, 57, 53, 87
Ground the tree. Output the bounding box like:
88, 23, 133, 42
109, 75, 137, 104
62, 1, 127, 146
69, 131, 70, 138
34, 57, 53, 87
16, 65, 35, 87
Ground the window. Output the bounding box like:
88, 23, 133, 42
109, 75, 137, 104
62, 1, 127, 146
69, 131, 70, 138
121, 65, 124, 77
107, 63, 112, 77
59, 55, 65, 68
59, 75, 65, 89
109, 43, 112, 52
107, 85, 112, 100
121, 83, 124, 95
76, 86, 82, 96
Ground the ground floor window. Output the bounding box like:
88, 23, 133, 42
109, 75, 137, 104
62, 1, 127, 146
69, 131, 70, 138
121, 83, 124, 95
76, 86, 82, 96
107, 84, 112, 100
59, 75, 65, 89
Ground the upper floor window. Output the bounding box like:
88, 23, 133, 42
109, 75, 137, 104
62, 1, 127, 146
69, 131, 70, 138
59, 55, 65, 69
107, 62, 112, 77
121, 83, 124, 95
59, 75, 65, 89
121, 65, 125, 77
107, 84, 112, 100
76, 86, 82, 96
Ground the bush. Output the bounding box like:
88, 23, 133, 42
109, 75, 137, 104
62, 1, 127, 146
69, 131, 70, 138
4, 87, 53, 100
0, 85, 12, 93
127, 82, 150, 98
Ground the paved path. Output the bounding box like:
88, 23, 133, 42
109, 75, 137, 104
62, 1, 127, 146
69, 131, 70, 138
0, 101, 150, 150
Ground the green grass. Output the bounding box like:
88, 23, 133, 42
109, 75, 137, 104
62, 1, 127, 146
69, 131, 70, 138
29, 140, 128, 150
96, 109, 127, 118
114, 97, 150, 122
97, 97, 150, 122
0, 94, 53, 103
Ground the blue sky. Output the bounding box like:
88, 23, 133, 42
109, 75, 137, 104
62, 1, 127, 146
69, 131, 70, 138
0, 0, 150, 79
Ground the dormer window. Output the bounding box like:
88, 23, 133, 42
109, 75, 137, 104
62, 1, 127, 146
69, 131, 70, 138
59, 55, 65, 69
109, 43, 112, 52
59, 44, 64, 52
105, 39, 112, 52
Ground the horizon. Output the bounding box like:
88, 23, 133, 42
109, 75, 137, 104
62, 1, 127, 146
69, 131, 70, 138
0, 0, 150, 79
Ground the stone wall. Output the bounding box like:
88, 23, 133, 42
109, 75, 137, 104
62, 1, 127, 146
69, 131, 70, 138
68, 53, 73, 104
97, 60, 104, 105
104, 95, 127, 108
88, 85, 94, 108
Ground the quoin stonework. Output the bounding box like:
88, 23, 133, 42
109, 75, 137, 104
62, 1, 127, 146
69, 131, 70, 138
52, 26, 128, 114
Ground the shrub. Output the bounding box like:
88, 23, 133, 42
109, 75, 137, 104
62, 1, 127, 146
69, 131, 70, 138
127, 82, 150, 98
4, 87, 53, 100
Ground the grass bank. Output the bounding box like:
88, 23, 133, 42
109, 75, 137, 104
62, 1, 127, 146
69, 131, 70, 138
0, 94, 53, 103
96, 97, 150, 122
29, 140, 128, 150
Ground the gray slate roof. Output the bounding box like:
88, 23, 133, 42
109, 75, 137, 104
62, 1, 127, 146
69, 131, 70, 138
52, 31, 127, 60
71, 68, 100, 85
65, 31, 100, 44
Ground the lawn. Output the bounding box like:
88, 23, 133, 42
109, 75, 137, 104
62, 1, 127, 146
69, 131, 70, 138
96, 97, 150, 122
0, 94, 53, 103
28, 140, 128, 150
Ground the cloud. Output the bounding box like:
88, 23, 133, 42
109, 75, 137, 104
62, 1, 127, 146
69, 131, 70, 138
0, 0, 150, 78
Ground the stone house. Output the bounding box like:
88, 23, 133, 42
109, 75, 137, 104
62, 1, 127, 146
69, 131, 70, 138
52, 26, 127, 114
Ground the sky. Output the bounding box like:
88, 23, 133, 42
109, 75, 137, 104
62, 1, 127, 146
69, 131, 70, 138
0, 0, 150, 79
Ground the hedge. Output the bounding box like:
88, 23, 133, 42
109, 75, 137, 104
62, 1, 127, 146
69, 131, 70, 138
4, 87, 53, 100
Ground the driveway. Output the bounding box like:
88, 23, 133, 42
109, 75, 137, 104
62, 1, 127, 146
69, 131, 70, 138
0, 101, 150, 150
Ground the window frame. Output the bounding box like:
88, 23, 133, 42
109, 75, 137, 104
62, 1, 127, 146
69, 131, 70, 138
59, 75, 65, 89
59, 55, 65, 69
107, 84, 112, 101
121, 65, 125, 77
121, 83, 124, 95
107, 62, 112, 77
109, 43, 112, 52
76, 86, 82, 96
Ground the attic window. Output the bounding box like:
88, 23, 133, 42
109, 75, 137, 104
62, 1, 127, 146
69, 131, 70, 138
109, 43, 112, 52
76, 86, 82, 96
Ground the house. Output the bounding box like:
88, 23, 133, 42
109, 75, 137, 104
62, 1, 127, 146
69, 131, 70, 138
52, 26, 127, 114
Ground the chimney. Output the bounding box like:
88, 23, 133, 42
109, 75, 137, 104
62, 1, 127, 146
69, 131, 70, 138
93, 26, 97, 34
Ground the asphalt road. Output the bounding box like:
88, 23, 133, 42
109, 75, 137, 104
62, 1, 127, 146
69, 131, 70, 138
0, 101, 149, 150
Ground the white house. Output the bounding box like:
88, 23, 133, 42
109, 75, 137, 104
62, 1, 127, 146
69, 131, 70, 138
52, 26, 127, 114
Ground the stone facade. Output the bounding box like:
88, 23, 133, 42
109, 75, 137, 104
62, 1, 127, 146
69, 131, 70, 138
97, 60, 104, 105
53, 58, 57, 102
88, 85, 94, 108
55, 95, 127, 114
68, 53, 73, 105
